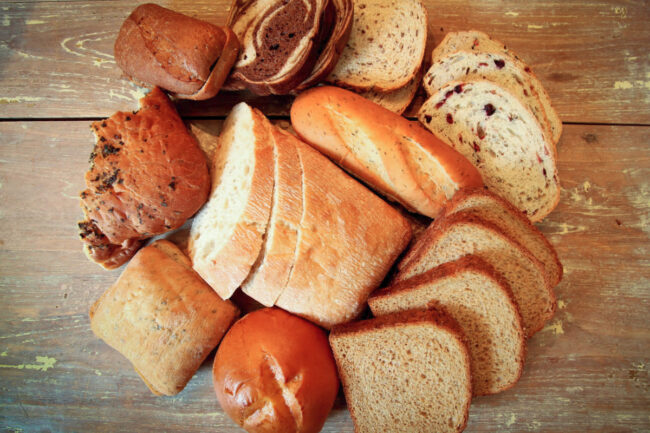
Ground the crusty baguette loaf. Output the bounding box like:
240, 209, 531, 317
444, 187, 563, 286
370, 255, 526, 395
396, 212, 556, 337
329, 309, 472, 433
358, 74, 420, 115
326, 0, 428, 91
89, 240, 239, 396
291, 86, 483, 218
418, 79, 560, 222
189, 103, 274, 300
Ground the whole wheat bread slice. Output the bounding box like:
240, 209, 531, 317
329, 309, 472, 433
370, 255, 526, 395
359, 74, 420, 114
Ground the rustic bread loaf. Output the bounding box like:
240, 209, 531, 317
189, 103, 274, 300
114, 4, 240, 100
213, 308, 338, 433
89, 240, 239, 396
329, 309, 472, 433
444, 187, 563, 286
396, 212, 556, 337
358, 74, 420, 114
418, 79, 560, 222
291, 86, 483, 218
225, 0, 331, 95
78, 87, 210, 269
370, 255, 526, 395
326, 0, 428, 91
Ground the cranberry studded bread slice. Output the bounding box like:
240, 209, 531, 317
329, 309, 472, 433
326, 0, 428, 91
418, 79, 560, 222
396, 212, 556, 337
189, 103, 274, 299
444, 187, 563, 286
430, 30, 562, 144
370, 255, 526, 396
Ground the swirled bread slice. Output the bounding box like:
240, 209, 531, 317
418, 79, 560, 222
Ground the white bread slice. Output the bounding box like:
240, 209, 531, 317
430, 30, 562, 144
358, 74, 419, 114
370, 255, 526, 396
444, 187, 563, 287
396, 212, 556, 337
329, 309, 472, 433
418, 79, 560, 222
275, 138, 412, 329
240, 124, 303, 306
326, 0, 428, 91
189, 103, 274, 299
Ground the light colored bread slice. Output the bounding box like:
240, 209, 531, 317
396, 212, 556, 337
430, 30, 562, 144
370, 255, 526, 395
241, 124, 303, 307
418, 79, 560, 222
326, 0, 428, 91
444, 187, 563, 286
329, 309, 472, 433
275, 138, 412, 329
358, 74, 419, 114
189, 103, 274, 299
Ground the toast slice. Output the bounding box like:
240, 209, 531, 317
370, 255, 526, 395
329, 309, 472, 433
396, 212, 556, 337
444, 187, 563, 286
418, 79, 560, 222
189, 103, 274, 299
326, 0, 428, 91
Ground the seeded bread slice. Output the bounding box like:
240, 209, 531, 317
370, 255, 526, 395
359, 74, 420, 114
326, 0, 428, 91
418, 79, 560, 222
444, 187, 563, 286
189, 103, 274, 299
396, 212, 556, 337
430, 30, 562, 144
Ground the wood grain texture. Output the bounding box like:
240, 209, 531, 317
0, 0, 648, 123
0, 121, 648, 432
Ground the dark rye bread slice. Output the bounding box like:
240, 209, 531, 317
369, 255, 526, 396
396, 212, 556, 337
225, 0, 332, 95
329, 309, 472, 433
444, 187, 563, 286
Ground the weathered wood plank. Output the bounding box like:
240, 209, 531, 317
0, 0, 648, 123
0, 121, 648, 432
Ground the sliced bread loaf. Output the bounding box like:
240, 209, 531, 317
396, 212, 556, 337
418, 79, 560, 222
326, 0, 428, 91
444, 187, 563, 286
329, 309, 472, 433
189, 103, 274, 299
370, 255, 526, 395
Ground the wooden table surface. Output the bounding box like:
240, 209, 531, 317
0, 1, 648, 432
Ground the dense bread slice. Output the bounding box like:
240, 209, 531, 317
418, 79, 560, 222
444, 187, 563, 286
241, 124, 303, 306
189, 103, 274, 299
326, 0, 428, 91
329, 309, 472, 433
291, 86, 483, 218
370, 255, 526, 395
358, 74, 420, 114
430, 30, 562, 144
275, 139, 412, 329
396, 212, 556, 337
225, 0, 331, 95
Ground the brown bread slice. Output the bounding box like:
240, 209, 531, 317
370, 255, 526, 395
396, 212, 556, 337
329, 309, 472, 433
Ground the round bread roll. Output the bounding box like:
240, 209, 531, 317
213, 308, 339, 433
